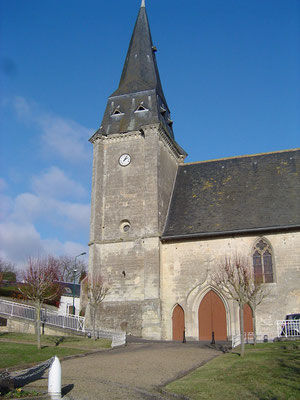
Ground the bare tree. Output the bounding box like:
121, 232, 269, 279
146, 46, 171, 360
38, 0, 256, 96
211, 255, 251, 357
0, 258, 17, 282
48, 255, 87, 283
247, 279, 270, 345
19, 257, 61, 349
86, 274, 109, 340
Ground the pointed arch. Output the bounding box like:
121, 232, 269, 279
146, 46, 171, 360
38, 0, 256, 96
243, 303, 253, 333
252, 237, 274, 283
172, 304, 185, 341
198, 290, 227, 341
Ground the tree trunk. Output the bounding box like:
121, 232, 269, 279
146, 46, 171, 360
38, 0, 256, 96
36, 303, 41, 350
252, 305, 257, 345
93, 306, 97, 341
240, 303, 245, 357
91, 305, 96, 340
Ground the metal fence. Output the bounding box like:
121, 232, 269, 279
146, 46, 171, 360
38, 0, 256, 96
0, 299, 85, 332
0, 298, 35, 321
40, 309, 85, 332
0, 298, 126, 347
232, 332, 265, 348
277, 320, 300, 338
84, 328, 126, 347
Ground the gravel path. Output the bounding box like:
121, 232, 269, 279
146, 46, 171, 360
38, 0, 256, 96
25, 342, 221, 399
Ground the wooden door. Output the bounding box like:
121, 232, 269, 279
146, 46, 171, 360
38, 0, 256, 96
172, 304, 185, 341
243, 303, 253, 333
198, 290, 227, 341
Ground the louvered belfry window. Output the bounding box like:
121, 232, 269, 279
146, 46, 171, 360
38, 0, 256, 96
252, 239, 274, 283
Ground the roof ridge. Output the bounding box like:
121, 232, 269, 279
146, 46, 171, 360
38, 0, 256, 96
182, 148, 300, 166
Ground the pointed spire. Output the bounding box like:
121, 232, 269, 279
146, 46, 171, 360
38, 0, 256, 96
94, 2, 175, 140
111, 3, 167, 105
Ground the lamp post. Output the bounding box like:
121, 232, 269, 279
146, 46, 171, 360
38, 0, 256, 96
73, 252, 86, 315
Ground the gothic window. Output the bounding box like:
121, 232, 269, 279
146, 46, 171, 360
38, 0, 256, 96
252, 239, 274, 283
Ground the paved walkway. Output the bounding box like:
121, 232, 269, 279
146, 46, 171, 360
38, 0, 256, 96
25, 342, 222, 399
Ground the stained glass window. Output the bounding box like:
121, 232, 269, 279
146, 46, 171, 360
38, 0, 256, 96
252, 239, 274, 283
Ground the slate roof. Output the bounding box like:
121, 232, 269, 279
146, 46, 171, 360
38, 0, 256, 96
163, 149, 300, 239
112, 2, 166, 105
56, 282, 81, 297
91, 2, 175, 140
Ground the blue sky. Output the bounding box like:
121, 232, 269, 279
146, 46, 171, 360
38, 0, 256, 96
0, 0, 299, 269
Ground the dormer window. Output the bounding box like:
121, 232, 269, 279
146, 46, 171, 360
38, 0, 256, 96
160, 105, 167, 115
112, 107, 124, 116
135, 103, 148, 112
167, 118, 173, 127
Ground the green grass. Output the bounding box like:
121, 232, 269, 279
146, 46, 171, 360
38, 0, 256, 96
0, 332, 111, 349
0, 332, 111, 369
165, 341, 300, 400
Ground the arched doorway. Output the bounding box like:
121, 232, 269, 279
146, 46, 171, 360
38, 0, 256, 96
198, 290, 227, 341
243, 303, 253, 333
172, 304, 185, 341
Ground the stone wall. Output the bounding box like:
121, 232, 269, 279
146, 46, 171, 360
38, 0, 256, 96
5, 316, 74, 336
161, 231, 300, 340
88, 124, 182, 338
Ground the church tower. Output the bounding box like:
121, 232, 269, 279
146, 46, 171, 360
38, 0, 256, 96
88, 1, 186, 338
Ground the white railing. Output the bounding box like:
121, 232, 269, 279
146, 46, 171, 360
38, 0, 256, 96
0, 299, 35, 321
232, 332, 265, 348
277, 320, 300, 338
0, 299, 85, 332
0, 299, 126, 347
232, 334, 241, 348
84, 328, 126, 347
40, 309, 85, 332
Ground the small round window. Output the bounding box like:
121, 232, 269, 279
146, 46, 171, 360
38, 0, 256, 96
120, 220, 131, 233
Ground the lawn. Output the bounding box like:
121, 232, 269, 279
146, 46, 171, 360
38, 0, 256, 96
0, 332, 111, 369
165, 341, 300, 400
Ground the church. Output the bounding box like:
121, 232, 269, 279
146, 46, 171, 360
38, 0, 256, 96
87, 1, 300, 341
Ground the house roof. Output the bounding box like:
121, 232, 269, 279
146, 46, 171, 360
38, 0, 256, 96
56, 282, 81, 298
163, 148, 300, 240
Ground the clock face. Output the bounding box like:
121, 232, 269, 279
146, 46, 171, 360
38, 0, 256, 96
119, 153, 131, 166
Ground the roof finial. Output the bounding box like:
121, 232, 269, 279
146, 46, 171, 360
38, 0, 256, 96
141, 0, 145, 7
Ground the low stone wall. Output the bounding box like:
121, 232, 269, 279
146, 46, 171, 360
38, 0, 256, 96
5, 316, 75, 337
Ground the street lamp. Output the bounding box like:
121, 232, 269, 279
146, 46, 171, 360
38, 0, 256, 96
73, 252, 86, 315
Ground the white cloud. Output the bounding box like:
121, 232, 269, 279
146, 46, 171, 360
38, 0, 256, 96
12, 96, 93, 163
32, 166, 87, 200
10, 191, 90, 231
13, 96, 31, 118
0, 97, 91, 269
39, 114, 92, 163
51, 199, 90, 230
42, 239, 88, 261
0, 178, 7, 191
0, 180, 90, 269
0, 194, 13, 220
12, 193, 42, 223
0, 221, 44, 266
0, 221, 88, 270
